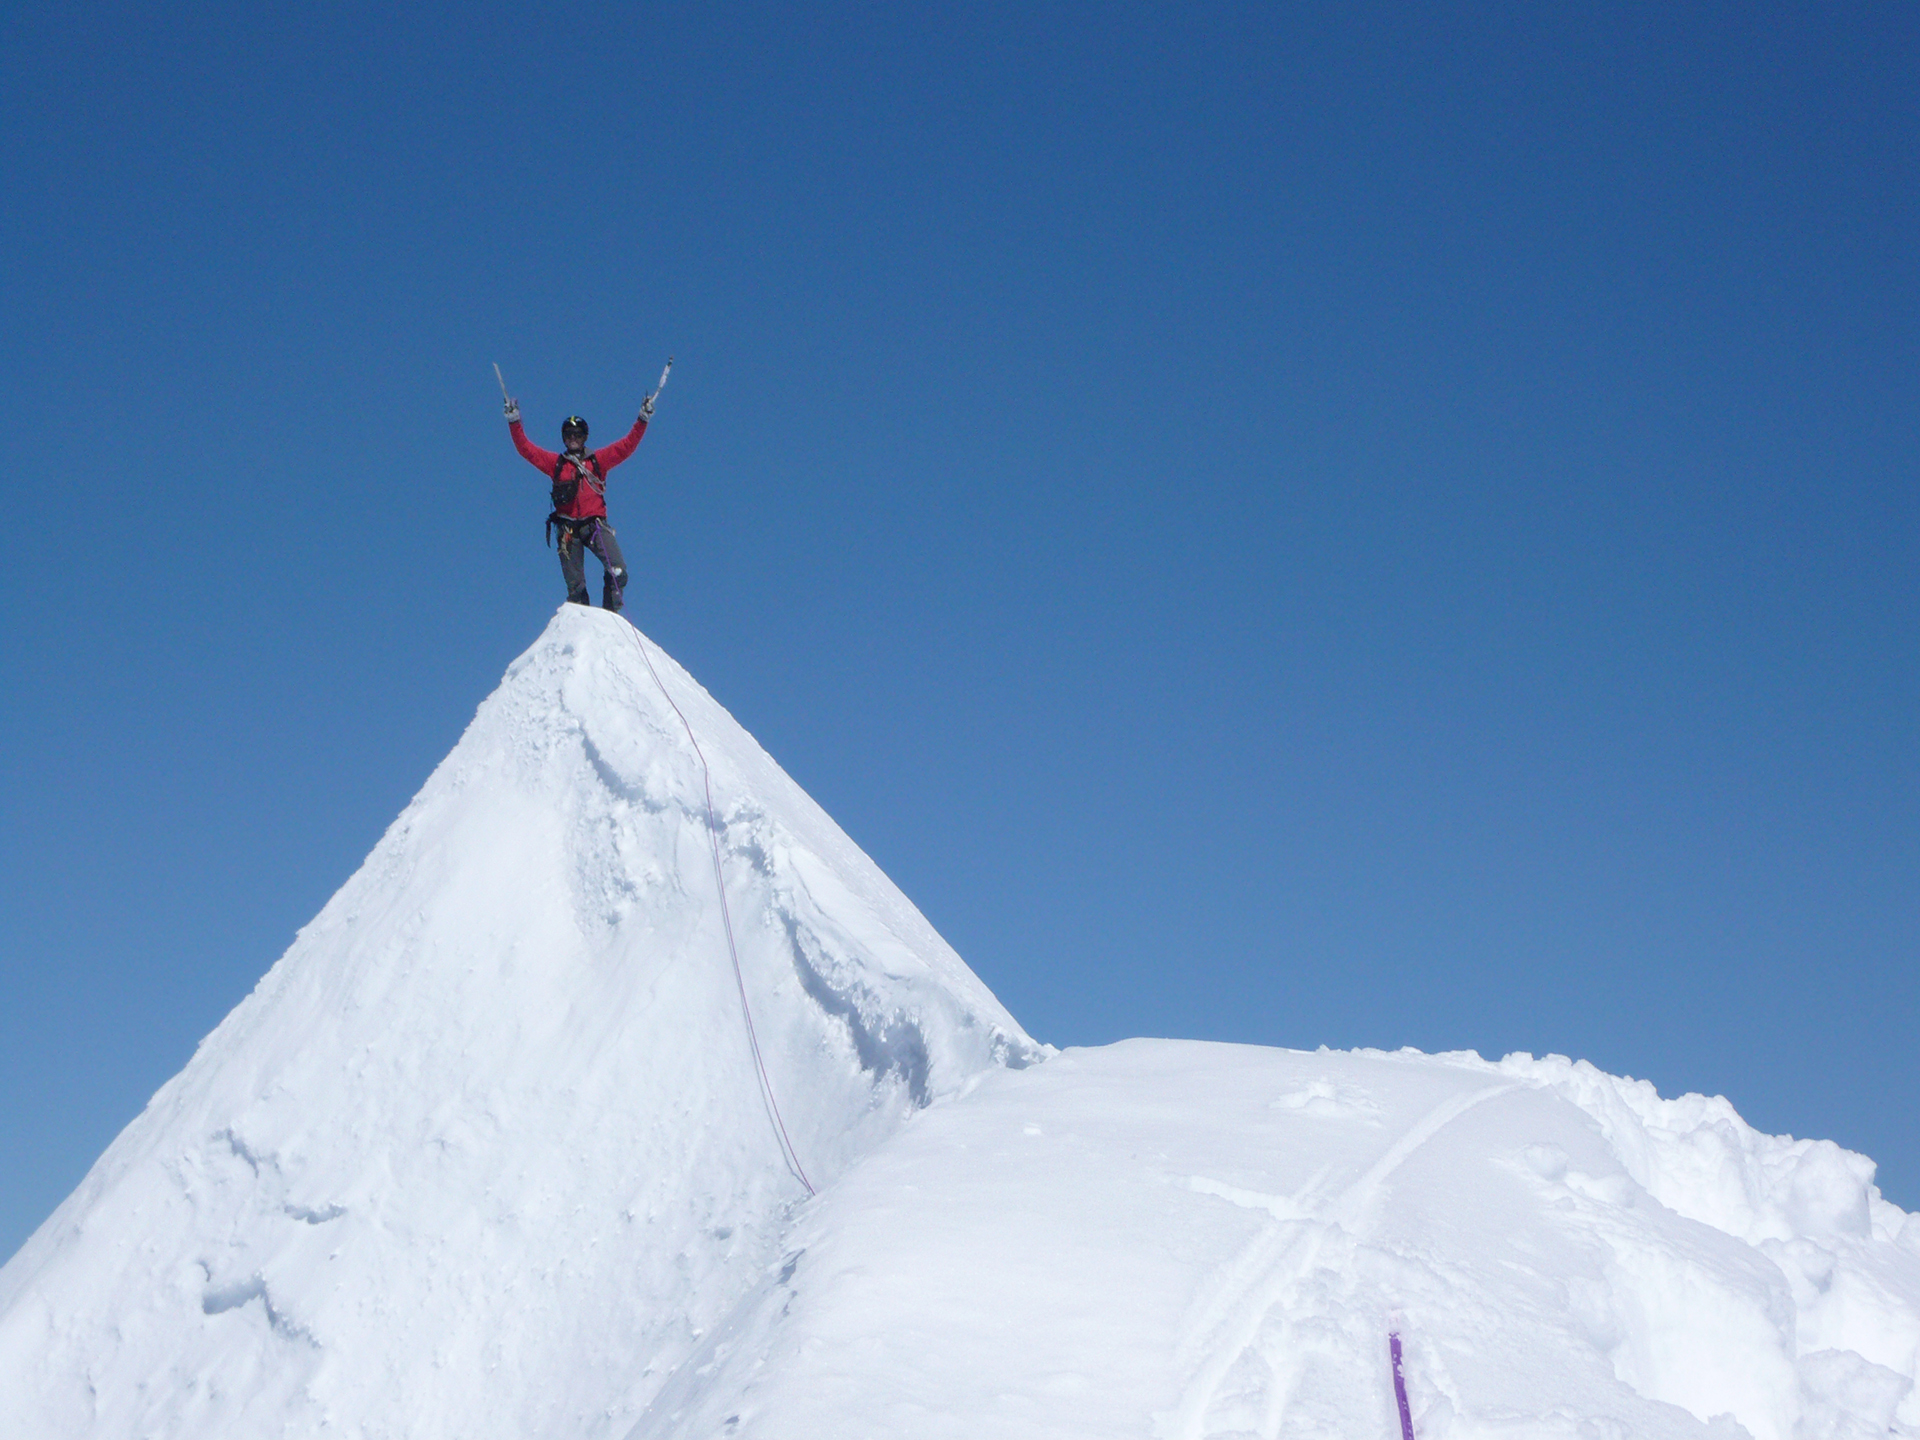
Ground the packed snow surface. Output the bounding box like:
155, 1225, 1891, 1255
3, 607, 1916, 1439
637, 1041, 1920, 1440
0, 607, 1039, 1437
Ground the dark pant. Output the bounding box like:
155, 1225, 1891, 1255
556, 517, 629, 611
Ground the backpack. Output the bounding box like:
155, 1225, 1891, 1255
546, 451, 607, 547
549, 451, 605, 514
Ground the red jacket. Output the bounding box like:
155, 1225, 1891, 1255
510, 413, 649, 520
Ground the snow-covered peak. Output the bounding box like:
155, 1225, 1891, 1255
0, 606, 1040, 1438
5, 607, 1916, 1440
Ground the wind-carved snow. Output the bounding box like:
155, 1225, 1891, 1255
3, 608, 1917, 1440
0, 606, 1039, 1439
630, 1042, 1920, 1440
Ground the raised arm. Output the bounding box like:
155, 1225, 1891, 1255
507, 404, 559, 472
594, 407, 650, 470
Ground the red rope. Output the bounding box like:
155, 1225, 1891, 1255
626, 624, 816, 1196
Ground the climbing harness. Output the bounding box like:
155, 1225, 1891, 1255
627, 624, 816, 1197
548, 502, 608, 551
546, 451, 607, 545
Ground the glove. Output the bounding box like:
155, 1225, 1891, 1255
639, 395, 655, 421
504, 397, 521, 423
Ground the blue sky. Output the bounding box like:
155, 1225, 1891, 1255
2, 1, 1915, 1259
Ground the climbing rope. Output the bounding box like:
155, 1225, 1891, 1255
626, 623, 817, 1196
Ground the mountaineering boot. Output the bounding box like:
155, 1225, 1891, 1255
603, 567, 627, 613
567, 586, 592, 606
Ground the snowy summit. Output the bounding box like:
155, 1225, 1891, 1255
1, 607, 1915, 1440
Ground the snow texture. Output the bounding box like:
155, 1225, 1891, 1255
636, 1043, 1920, 1440
0, 607, 1039, 1438
3, 606, 1916, 1439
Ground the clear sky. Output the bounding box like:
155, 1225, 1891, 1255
2, 1, 1915, 1261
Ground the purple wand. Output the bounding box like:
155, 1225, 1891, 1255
1389, 1331, 1417, 1440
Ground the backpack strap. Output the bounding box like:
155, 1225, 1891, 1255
545, 451, 607, 545
549, 452, 607, 491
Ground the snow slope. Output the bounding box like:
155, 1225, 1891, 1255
0, 606, 1040, 1438
5, 606, 1917, 1440
633, 1041, 1920, 1440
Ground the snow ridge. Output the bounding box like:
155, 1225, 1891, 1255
4, 607, 1915, 1440
629, 1042, 1920, 1440
0, 606, 1040, 1439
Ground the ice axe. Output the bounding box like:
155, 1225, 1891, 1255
646, 356, 673, 412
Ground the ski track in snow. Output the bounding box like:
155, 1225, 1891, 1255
625, 1041, 1920, 1440
5, 608, 1918, 1440
1166, 1080, 1519, 1440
